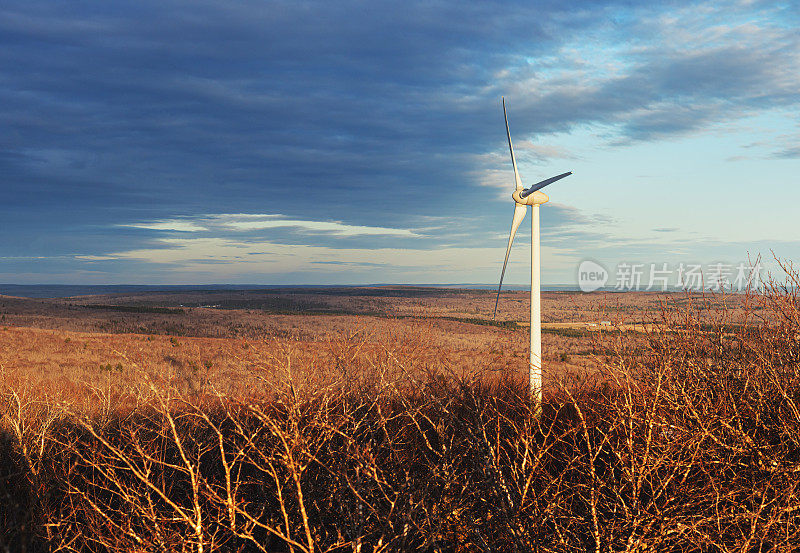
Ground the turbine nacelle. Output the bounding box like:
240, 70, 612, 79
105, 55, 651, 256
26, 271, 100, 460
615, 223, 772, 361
512, 189, 549, 206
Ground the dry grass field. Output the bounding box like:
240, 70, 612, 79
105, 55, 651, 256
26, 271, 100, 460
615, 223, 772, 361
2, 280, 798, 551
0, 286, 750, 402
0, 288, 651, 409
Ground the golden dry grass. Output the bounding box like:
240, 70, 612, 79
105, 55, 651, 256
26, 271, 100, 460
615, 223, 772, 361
0, 289, 620, 414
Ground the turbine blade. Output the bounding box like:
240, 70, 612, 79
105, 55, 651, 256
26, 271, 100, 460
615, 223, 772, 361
493, 203, 527, 319
503, 97, 523, 191
519, 171, 572, 198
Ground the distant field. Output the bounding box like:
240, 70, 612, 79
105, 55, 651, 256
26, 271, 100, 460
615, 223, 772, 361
0, 287, 741, 400
0, 287, 750, 402
0, 285, 744, 331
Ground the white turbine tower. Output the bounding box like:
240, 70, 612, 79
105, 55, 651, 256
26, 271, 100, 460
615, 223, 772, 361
493, 98, 572, 406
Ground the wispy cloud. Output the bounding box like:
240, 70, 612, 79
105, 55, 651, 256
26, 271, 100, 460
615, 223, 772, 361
123, 214, 422, 238
124, 220, 208, 232
773, 146, 800, 159
216, 215, 421, 237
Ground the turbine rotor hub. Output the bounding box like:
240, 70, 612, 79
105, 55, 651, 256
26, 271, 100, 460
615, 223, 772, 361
513, 189, 549, 206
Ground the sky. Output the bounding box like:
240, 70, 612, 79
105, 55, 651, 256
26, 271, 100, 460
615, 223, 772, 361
1, 0, 798, 287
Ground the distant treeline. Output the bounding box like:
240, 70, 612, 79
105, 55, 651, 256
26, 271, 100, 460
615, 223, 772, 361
83, 304, 185, 315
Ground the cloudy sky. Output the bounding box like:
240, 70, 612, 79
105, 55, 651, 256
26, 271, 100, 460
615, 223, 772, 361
1, 0, 798, 286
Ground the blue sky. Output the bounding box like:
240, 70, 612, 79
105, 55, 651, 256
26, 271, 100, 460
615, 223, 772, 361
1, 0, 798, 286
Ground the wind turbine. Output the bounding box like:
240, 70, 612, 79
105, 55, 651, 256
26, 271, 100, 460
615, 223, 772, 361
493, 98, 572, 405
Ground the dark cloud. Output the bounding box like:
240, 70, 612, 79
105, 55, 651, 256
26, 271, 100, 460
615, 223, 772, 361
1, 0, 797, 281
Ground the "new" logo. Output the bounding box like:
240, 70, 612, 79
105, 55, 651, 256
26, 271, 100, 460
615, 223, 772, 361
578, 260, 608, 292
